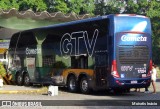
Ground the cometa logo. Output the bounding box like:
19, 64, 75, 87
121, 35, 147, 42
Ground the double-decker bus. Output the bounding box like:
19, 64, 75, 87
7, 14, 152, 93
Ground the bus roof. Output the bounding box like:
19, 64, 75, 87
13, 14, 148, 34
26, 15, 109, 32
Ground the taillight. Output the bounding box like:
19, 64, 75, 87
147, 60, 152, 77
116, 80, 122, 85
111, 60, 120, 78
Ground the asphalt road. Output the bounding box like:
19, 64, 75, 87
0, 81, 160, 109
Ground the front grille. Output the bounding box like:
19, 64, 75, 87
118, 45, 149, 64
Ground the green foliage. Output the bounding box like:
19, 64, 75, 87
67, 0, 95, 15
81, 0, 95, 15
146, 1, 160, 64
146, 0, 160, 18
0, 0, 95, 14
94, 1, 105, 15
68, 0, 83, 14
123, 0, 160, 64
95, 0, 124, 15
46, 0, 69, 13
19, 0, 47, 12
53, 0, 69, 13
124, 0, 139, 14
152, 46, 160, 65
0, 62, 6, 77
0, 0, 19, 10
0, 0, 47, 12
124, 0, 148, 15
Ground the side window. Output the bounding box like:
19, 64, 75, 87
43, 55, 55, 67
13, 55, 21, 68
71, 55, 88, 69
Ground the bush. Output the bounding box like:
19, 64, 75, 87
0, 62, 6, 77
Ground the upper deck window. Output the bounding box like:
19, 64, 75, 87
114, 16, 151, 34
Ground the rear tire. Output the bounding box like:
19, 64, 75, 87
24, 73, 30, 86
16, 73, 23, 86
80, 77, 90, 94
67, 76, 78, 92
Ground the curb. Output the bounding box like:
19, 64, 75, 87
0, 87, 48, 94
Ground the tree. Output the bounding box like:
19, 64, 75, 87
81, 0, 95, 15
0, 62, 6, 77
19, 0, 47, 12
94, 0, 105, 15
68, 0, 83, 14
123, 0, 160, 64
0, 0, 19, 10
94, 0, 124, 15
146, 0, 160, 64
66, 0, 95, 15
124, 0, 148, 15
52, 0, 69, 13
45, 0, 55, 12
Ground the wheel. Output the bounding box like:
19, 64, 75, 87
24, 73, 30, 86
67, 76, 78, 92
16, 73, 23, 86
80, 77, 90, 94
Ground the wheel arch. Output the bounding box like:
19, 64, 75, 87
66, 72, 77, 84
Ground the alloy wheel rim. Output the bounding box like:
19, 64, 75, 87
70, 79, 76, 90
82, 80, 88, 91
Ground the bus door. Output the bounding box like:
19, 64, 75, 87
95, 52, 108, 86
26, 57, 36, 80
71, 55, 88, 69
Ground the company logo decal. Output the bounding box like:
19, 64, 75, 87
26, 47, 41, 55
60, 29, 99, 59
121, 35, 147, 42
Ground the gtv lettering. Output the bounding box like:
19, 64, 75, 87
60, 29, 99, 59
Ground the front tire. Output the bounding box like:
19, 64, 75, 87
16, 73, 23, 86
80, 77, 90, 94
67, 76, 78, 92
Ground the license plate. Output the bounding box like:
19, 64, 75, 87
131, 81, 137, 84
